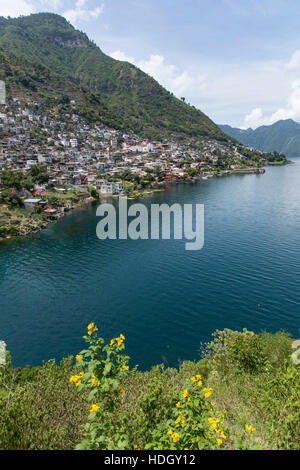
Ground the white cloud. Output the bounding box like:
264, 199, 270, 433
138, 54, 206, 97
0, 0, 36, 17
108, 48, 293, 127
109, 50, 206, 98
40, 0, 62, 7
110, 50, 134, 63
243, 108, 265, 129
286, 49, 300, 71
63, 0, 104, 24
243, 50, 300, 129
243, 81, 300, 128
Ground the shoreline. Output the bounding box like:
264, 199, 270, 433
0, 162, 292, 242
0, 195, 95, 243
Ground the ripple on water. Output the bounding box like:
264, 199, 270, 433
1, 163, 300, 368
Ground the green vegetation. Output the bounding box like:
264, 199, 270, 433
0, 13, 230, 142
0, 168, 94, 239
0, 202, 46, 238
0, 326, 298, 450
0, 49, 113, 125
0, 166, 49, 193
220, 121, 300, 160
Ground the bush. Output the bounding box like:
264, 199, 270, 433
0, 327, 298, 450
257, 363, 300, 449
0, 225, 19, 237
71, 325, 229, 450
0, 358, 87, 450
204, 328, 268, 374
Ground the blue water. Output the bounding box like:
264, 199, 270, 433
0, 161, 300, 369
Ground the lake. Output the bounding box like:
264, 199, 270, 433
0, 160, 299, 369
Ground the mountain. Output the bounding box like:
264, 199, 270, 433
0, 13, 228, 143
219, 120, 300, 158
0, 49, 116, 124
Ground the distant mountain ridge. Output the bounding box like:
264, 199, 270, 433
219, 120, 300, 158
0, 13, 229, 143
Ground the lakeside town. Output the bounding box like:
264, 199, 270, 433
0, 87, 285, 240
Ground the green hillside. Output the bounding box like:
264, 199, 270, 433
0, 13, 229, 142
0, 48, 117, 124
0, 326, 298, 450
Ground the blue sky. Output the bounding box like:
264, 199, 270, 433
3, 0, 300, 128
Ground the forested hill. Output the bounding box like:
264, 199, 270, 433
0, 48, 117, 125
0, 13, 229, 142
219, 120, 300, 158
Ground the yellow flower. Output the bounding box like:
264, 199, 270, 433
203, 387, 213, 399
208, 418, 218, 430
76, 354, 83, 362
217, 439, 223, 447
246, 425, 256, 433
221, 432, 227, 440
172, 433, 180, 443
92, 376, 101, 387
179, 416, 186, 427
168, 430, 173, 436
118, 387, 125, 394
176, 402, 181, 408
198, 380, 203, 387
89, 404, 100, 413
183, 389, 189, 399
88, 323, 98, 336
123, 365, 129, 371
69, 372, 84, 387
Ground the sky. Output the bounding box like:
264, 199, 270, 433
2, 0, 300, 129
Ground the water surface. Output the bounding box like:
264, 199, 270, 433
0, 161, 299, 369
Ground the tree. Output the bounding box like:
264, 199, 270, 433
0, 189, 24, 208
28, 165, 49, 185
0, 170, 24, 190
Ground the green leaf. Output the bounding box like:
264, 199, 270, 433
103, 363, 112, 376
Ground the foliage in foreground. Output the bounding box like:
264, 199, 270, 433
0, 326, 299, 450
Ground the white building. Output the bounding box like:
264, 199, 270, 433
70, 138, 78, 148
100, 182, 115, 194
0, 81, 6, 105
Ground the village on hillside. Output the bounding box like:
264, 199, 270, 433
0, 85, 272, 239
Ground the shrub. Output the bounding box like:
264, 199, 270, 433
205, 329, 268, 374
73, 324, 131, 450
257, 363, 300, 450
73, 325, 228, 451
0, 358, 87, 450
0, 327, 298, 450
0, 225, 19, 237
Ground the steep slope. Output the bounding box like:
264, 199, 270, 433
219, 120, 300, 158
0, 13, 229, 142
0, 48, 115, 125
